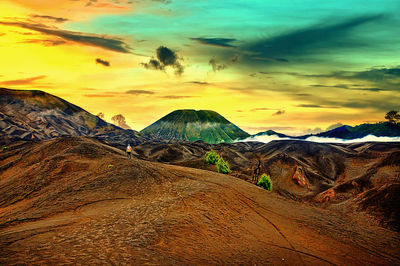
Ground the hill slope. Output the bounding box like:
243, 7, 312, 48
133, 139, 400, 229
0, 88, 146, 145
141, 109, 250, 144
1, 137, 399, 264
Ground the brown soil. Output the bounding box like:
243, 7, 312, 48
0, 137, 399, 265
134, 140, 400, 229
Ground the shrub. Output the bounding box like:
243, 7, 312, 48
257, 173, 272, 191
205, 150, 219, 165
216, 157, 231, 174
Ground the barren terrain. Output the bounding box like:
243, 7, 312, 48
0, 137, 399, 265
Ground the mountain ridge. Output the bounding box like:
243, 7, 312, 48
253, 122, 400, 140
0, 87, 147, 145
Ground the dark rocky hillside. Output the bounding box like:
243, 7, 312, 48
0, 88, 148, 145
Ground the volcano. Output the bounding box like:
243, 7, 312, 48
141, 109, 250, 144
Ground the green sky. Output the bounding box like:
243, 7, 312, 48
1, 0, 399, 134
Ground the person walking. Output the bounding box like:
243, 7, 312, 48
126, 144, 132, 159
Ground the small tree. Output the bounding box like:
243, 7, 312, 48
205, 150, 219, 165
385, 110, 400, 124
257, 173, 272, 191
216, 157, 231, 174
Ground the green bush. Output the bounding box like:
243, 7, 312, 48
205, 150, 219, 165
257, 173, 272, 191
216, 157, 231, 174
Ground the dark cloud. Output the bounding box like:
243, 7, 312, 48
142, 46, 184, 75
208, 55, 240, 72
186, 81, 210, 85
209, 57, 226, 72
299, 66, 400, 91
301, 66, 400, 80
22, 38, 66, 46
125, 89, 154, 95
190, 37, 237, 48
310, 84, 384, 92
272, 110, 285, 116
142, 59, 163, 70
30, 14, 69, 23
0, 21, 131, 53
297, 104, 327, 108
310, 84, 349, 89
157, 46, 179, 65
240, 15, 384, 63
275, 58, 289, 62
294, 93, 311, 97
346, 87, 384, 92
111, 114, 131, 130
96, 58, 110, 67
0, 75, 46, 86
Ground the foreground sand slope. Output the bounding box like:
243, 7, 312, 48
0, 137, 399, 265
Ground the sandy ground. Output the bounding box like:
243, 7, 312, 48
0, 137, 399, 265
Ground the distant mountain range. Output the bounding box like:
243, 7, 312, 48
1, 88, 399, 145
141, 109, 250, 144
309, 123, 400, 139
254, 122, 400, 140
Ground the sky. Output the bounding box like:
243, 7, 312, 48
0, 0, 399, 135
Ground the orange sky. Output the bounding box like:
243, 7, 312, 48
1, 0, 399, 135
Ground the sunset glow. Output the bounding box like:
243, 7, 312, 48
1, 0, 399, 135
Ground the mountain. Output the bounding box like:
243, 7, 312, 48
0, 88, 146, 145
312, 122, 400, 139
141, 109, 250, 144
253, 129, 290, 138
252, 122, 400, 140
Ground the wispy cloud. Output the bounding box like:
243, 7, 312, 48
30, 14, 69, 23
240, 15, 384, 63
159, 95, 194, 99
22, 38, 66, 46
84, 94, 116, 97
297, 104, 333, 108
0, 21, 131, 53
190, 37, 237, 48
250, 107, 275, 111
186, 81, 210, 85
126, 89, 154, 95
0, 75, 46, 86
